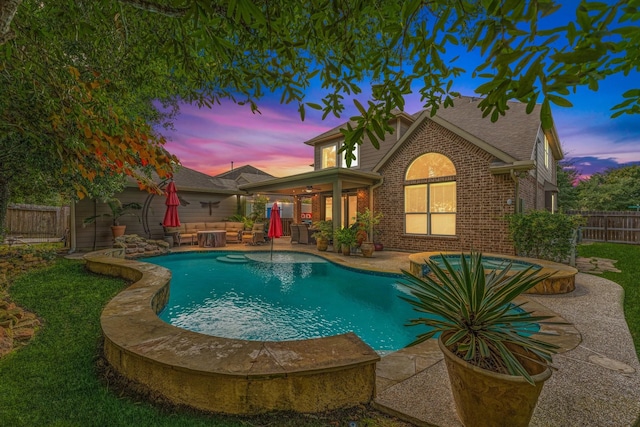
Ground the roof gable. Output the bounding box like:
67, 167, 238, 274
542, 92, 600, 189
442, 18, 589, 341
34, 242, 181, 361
214, 164, 274, 180
374, 96, 562, 172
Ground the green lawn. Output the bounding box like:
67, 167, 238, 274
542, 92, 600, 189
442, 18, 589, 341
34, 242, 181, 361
578, 242, 640, 356
0, 259, 401, 427
2, 244, 638, 426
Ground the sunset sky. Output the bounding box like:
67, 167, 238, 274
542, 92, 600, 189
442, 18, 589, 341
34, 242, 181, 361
162, 1, 640, 180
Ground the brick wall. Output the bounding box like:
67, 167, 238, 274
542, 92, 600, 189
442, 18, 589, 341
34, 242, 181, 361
374, 120, 518, 255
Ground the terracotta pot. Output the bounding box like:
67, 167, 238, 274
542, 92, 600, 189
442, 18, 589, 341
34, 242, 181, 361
360, 241, 375, 258
316, 237, 328, 251
355, 229, 368, 246
111, 225, 126, 238
341, 245, 351, 256
438, 332, 551, 427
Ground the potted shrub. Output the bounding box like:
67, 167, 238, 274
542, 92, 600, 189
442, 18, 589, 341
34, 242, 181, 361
311, 220, 333, 251
334, 226, 357, 256
83, 198, 142, 238
355, 208, 383, 257
399, 252, 560, 427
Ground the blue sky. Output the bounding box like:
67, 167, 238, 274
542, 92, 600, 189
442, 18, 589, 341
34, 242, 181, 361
163, 1, 639, 179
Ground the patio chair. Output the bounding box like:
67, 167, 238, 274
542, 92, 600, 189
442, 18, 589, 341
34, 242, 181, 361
242, 223, 265, 245
290, 223, 300, 244
298, 224, 310, 244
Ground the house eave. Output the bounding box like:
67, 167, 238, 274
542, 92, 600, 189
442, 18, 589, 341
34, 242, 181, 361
239, 168, 382, 194
124, 180, 244, 195
489, 160, 536, 175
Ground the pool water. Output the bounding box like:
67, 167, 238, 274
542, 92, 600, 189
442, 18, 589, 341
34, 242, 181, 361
428, 254, 542, 272
144, 251, 427, 352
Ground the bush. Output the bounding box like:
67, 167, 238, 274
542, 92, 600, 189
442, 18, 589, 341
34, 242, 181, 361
507, 211, 584, 262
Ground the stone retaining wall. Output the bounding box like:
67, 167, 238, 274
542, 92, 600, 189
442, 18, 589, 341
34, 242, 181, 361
113, 235, 170, 258
85, 252, 380, 415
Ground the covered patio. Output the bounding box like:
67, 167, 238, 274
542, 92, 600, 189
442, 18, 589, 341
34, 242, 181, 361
240, 168, 382, 235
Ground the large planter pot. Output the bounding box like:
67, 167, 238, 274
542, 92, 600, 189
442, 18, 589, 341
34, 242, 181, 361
111, 225, 127, 238
341, 245, 351, 256
360, 241, 375, 258
316, 237, 329, 251
438, 333, 551, 427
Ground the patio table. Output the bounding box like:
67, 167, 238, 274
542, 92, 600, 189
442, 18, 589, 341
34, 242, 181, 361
197, 230, 226, 248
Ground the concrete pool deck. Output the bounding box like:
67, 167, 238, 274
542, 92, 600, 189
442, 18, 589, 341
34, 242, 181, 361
87, 239, 640, 426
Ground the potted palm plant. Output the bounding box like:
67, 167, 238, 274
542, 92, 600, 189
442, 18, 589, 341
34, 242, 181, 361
399, 252, 560, 427
311, 220, 333, 251
83, 198, 142, 238
334, 226, 357, 256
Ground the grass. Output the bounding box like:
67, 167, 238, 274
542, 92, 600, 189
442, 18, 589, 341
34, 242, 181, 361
0, 258, 406, 427
578, 242, 640, 356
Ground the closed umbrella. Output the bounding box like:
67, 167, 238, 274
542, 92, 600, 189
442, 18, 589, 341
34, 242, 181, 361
268, 202, 282, 260
162, 181, 181, 228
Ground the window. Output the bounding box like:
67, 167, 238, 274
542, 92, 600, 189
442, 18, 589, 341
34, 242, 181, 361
404, 153, 456, 235
324, 194, 358, 227
340, 144, 359, 168
320, 142, 358, 169
324, 196, 333, 220
321, 145, 336, 169
544, 135, 550, 168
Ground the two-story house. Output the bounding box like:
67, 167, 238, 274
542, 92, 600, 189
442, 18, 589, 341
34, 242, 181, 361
241, 96, 563, 255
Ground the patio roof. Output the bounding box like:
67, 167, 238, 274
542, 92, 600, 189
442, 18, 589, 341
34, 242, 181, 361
239, 167, 382, 196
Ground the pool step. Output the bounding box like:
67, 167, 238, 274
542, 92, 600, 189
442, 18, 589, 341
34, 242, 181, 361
216, 255, 249, 264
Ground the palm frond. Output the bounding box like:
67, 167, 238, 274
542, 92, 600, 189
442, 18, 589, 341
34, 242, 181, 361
400, 252, 565, 385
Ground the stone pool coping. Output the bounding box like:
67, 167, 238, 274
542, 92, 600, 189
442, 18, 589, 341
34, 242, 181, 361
85, 248, 379, 415
408, 251, 579, 294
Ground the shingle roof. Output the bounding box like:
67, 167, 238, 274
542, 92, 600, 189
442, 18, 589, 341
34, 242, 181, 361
235, 173, 276, 184
434, 96, 542, 161
303, 109, 415, 146
169, 166, 241, 193
214, 165, 274, 180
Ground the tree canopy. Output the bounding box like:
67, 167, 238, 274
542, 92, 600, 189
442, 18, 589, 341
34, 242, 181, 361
574, 165, 640, 211
0, 0, 639, 234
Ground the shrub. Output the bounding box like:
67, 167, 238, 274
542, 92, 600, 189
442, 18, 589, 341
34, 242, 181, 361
507, 211, 584, 262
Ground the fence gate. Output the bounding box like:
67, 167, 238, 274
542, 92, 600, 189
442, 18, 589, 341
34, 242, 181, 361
4, 204, 70, 244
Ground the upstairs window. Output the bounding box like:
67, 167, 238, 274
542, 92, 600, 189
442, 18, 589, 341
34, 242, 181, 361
321, 144, 336, 169
320, 142, 359, 169
544, 135, 550, 169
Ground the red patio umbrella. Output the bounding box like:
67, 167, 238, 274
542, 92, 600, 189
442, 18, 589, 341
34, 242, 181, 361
162, 181, 181, 228
268, 202, 282, 260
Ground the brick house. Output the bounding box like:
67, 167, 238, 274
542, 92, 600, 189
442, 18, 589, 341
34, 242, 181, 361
242, 96, 563, 255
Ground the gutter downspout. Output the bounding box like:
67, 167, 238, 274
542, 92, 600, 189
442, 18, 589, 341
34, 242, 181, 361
368, 177, 384, 237
510, 169, 520, 213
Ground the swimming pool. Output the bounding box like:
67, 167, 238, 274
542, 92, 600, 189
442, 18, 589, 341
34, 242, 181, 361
145, 251, 425, 353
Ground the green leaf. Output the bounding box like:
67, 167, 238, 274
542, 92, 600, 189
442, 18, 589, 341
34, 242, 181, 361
548, 94, 573, 108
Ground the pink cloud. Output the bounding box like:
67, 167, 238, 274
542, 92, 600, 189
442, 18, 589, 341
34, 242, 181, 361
162, 101, 324, 177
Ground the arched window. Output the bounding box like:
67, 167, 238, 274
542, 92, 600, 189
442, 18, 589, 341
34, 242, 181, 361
404, 153, 456, 235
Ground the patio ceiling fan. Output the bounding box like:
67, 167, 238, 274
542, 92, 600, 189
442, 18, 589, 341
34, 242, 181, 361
304, 185, 321, 193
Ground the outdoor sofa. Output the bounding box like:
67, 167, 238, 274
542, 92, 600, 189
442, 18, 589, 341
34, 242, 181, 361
165, 222, 244, 245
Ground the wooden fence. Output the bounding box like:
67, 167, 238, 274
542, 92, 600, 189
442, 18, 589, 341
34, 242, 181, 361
4, 204, 70, 243
567, 210, 640, 245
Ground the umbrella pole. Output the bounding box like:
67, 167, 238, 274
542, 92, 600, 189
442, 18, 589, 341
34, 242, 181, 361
270, 238, 274, 260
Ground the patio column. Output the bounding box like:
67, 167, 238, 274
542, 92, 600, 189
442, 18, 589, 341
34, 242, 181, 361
332, 180, 342, 252
293, 195, 301, 224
